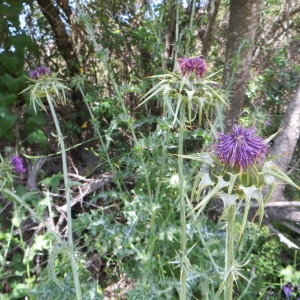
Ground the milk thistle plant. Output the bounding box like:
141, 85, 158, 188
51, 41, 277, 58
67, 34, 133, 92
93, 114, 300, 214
140, 56, 227, 299
184, 124, 299, 300
140, 56, 299, 299
22, 67, 82, 299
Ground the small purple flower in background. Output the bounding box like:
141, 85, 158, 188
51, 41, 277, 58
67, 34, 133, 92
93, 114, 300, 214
265, 117, 272, 127
177, 56, 207, 78
282, 283, 293, 299
10, 156, 26, 174
29, 66, 51, 80
214, 125, 269, 169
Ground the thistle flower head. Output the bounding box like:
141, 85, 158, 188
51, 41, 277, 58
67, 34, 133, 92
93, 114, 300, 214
177, 56, 207, 78
29, 66, 51, 80
10, 156, 26, 174
282, 283, 293, 298
214, 125, 269, 168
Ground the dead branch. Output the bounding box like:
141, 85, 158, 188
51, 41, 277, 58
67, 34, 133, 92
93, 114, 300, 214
267, 223, 299, 249
56, 172, 114, 213
54, 172, 114, 234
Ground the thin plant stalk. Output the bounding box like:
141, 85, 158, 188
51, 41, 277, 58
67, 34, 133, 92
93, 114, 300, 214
46, 191, 54, 250
173, 0, 180, 72
74, 3, 155, 288
46, 92, 82, 300
17, 219, 31, 283
103, 62, 153, 200
179, 102, 187, 300
143, 128, 170, 286
142, 210, 157, 286
83, 100, 115, 172
76, 86, 123, 193
225, 204, 236, 300
195, 223, 219, 273
185, 0, 196, 55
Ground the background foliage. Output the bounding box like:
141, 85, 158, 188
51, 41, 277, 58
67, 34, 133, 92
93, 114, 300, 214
0, 0, 299, 299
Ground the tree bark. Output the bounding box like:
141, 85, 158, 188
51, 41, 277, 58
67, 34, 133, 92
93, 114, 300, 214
56, 0, 73, 23
222, 0, 260, 132
36, 0, 89, 133
36, 0, 80, 76
163, 1, 176, 70
269, 82, 300, 202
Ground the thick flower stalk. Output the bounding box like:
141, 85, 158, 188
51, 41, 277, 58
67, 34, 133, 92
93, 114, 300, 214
177, 56, 207, 78
138, 56, 226, 298
10, 156, 26, 174
214, 125, 269, 169
212, 125, 270, 300
24, 66, 82, 299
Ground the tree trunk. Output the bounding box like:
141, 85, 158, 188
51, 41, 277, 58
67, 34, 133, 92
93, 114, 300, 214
36, 0, 89, 134
36, 0, 80, 76
222, 0, 260, 132
201, 0, 221, 57
269, 82, 300, 202
163, 1, 176, 70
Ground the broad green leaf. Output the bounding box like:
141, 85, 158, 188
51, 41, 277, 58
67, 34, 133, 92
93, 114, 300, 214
0, 93, 17, 106
26, 129, 48, 152
0, 53, 21, 72
2, 73, 27, 94
0, 106, 18, 138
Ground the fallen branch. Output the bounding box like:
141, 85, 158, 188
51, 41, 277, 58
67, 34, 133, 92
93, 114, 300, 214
56, 172, 114, 212
267, 223, 299, 249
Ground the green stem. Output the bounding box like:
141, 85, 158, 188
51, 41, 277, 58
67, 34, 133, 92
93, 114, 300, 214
225, 204, 236, 300
46, 93, 82, 300
142, 209, 156, 286
104, 62, 153, 200
77, 87, 123, 193
185, 0, 196, 55
179, 102, 187, 300
196, 223, 219, 273
18, 220, 31, 282
142, 128, 170, 286
173, 0, 180, 72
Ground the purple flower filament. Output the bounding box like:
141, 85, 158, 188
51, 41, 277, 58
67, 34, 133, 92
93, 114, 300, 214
214, 125, 269, 169
29, 66, 51, 80
178, 56, 207, 78
10, 156, 26, 174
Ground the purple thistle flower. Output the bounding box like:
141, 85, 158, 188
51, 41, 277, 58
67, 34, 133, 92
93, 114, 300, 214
29, 66, 51, 79
282, 283, 293, 299
10, 156, 26, 174
177, 56, 207, 78
214, 125, 269, 169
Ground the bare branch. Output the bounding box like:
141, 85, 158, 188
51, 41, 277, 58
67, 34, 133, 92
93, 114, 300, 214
281, 221, 300, 235
267, 223, 299, 249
